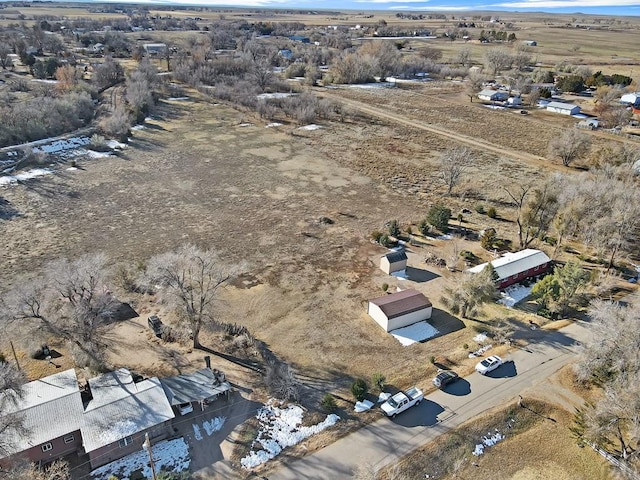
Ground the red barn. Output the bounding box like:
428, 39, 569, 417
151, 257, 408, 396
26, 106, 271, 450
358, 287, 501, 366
467, 249, 552, 290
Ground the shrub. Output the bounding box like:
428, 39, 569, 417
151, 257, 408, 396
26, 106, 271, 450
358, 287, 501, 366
320, 393, 337, 412
378, 234, 393, 247
406, 226, 413, 235
381, 283, 389, 292
89, 134, 110, 152
388, 219, 400, 237
351, 378, 368, 402
486, 207, 497, 218
426, 205, 451, 233
544, 236, 557, 246
463, 343, 469, 350
418, 219, 430, 235
475, 204, 485, 214
460, 250, 477, 262
429, 356, 436, 364
370, 230, 384, 243
371, 373, 386, 392
480, 229, 497, 250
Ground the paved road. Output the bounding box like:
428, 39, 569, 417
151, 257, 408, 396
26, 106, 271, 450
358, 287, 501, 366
271, 321, 592, 479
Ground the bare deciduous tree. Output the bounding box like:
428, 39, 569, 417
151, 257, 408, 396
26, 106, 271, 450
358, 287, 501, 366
457, 47, 471, 67
439, 146, 473, 195
264, 361, 299, 401
3, 254, 116, 368
441, 266, 498, 319
146, 244, 241, 349
548, 128, 591, 167
484, 47, 513, 75
465, 70, 487, 102
0, 42, 13, 70
93, 56, 125, 91
0, 361, 26, 458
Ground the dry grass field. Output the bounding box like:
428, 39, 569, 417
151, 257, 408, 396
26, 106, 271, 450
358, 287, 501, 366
1, 6, 640, 478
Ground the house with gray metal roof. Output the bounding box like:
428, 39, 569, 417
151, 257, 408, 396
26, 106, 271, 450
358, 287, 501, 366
467, 248, 552, 289
161, 368, 231, 414
81, 368, 175, 469
0, 369, 84, 466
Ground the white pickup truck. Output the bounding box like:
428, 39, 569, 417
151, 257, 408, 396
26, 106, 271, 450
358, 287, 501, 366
380, 386, 424, 417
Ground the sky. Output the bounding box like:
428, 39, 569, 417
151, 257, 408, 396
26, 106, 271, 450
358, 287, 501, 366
4, 0, 639, 15
78, 0, 640, 16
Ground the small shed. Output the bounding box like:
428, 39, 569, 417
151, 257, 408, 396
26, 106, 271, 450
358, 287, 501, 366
143, 43, 167, 55
380, 250, 408, 274
546, 101, 580, 115
368, 289, 432, 332
478, 89, 509, 102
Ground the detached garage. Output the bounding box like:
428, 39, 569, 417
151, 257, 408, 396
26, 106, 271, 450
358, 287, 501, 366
368, 289, 432, 332
380, 250, 408, 274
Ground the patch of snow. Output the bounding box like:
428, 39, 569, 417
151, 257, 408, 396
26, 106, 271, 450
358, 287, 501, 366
436, 234, 453, 240
265, 122, 283, 128
91, 437, 190, 480
472, 430, 504, 456
298, 124, 322, 131
86, 150, 112, 159
391, 321, 439, 346
202, 417, 226, 436
473, 333, 489, 344
0, 168, 53, 185
131, 124, 146, 131
378, 392, 391, 403
499, 284, 533, 307
484, 104, 506, 110
469, 344, 493, 358
66, 167, 78, 171
167, 96, 189, 101
354, 400, 374, 412
391, 269, 408, 280
33, 136, 90, 155
31, 79, 58, 84
257, 92, 296, 100
238, 123, 253, 127
193, 424, 203, 441
106, 140, 127, 149
240, 401, 340, 469
347, 82, 396, 89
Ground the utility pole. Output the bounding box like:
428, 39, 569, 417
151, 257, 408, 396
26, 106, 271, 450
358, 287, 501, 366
143, 432, 158, 480
10, 341, 21, 371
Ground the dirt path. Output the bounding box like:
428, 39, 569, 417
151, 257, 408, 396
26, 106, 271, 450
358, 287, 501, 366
317, 89, 569, 172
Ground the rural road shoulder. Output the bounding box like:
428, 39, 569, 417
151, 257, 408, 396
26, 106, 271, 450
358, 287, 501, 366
269, 321, 592, 479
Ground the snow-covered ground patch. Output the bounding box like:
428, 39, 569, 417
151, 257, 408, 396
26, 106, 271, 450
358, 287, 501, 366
391, 321, 439, 346
265, 122, 283, 128
238, 123, 253, 127
0, 168, 53, 185
203, 417, 226, 435
193, 424, 203, 441
473, 333, 489, 344
33, 136, 91, 155
469, 344, 493, 358
347, 82, 395, 89
86, 150, 112, 159
90, 437, 190, 480
106, 140, 127, 150
131, 124, 146, 131
354, 400, 374, 413
257, 92, 296, 100
298, 124, 322, 131
499, 284, 533, 307
240, 401, 340, 469
472, 430, 504, 456
167, 96, 190, 101
484, 104, 506, 110
391, 269, 408, 280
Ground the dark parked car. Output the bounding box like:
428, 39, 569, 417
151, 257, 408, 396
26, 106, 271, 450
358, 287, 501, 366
147, 315, 163, 337
432, 370, 459, 388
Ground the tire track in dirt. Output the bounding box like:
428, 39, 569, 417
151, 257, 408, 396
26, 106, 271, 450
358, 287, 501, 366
318, 90, 567, 172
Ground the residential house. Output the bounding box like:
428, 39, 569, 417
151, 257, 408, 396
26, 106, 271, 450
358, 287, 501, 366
467, 248, 552, 290
380, 250, 408, 275
81, 368, 175, 469
368, 289, 432, 332
507, 96, 522, 106
288, 35, 310, 43
478, 89, 509, 102
143, 43, 167, 55
546, 101, 581, 115
0, 369, 84, 467
161, 368, 232, 416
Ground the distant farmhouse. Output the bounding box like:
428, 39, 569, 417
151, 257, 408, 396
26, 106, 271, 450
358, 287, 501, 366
478, 89, 509, 102
546, 101, 581, 116
143, 43, 167, 55
620, 92, 640, 107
